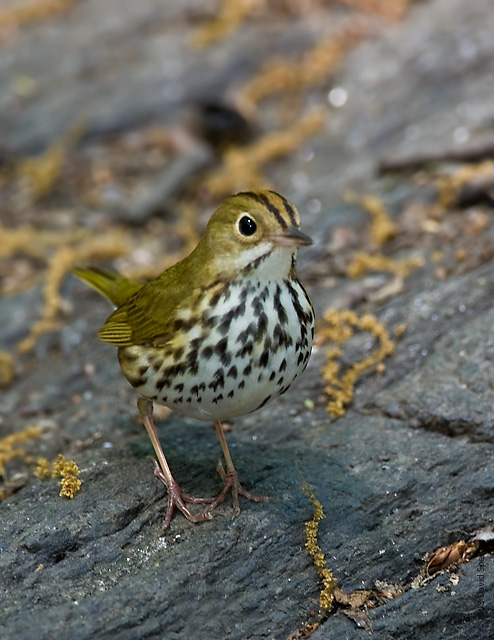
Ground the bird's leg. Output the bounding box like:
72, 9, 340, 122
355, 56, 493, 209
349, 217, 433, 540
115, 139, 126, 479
204, 420, 269, 518
137, 397, 213, 529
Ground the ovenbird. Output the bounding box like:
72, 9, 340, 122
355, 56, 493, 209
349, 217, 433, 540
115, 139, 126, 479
74, 190, 314, 528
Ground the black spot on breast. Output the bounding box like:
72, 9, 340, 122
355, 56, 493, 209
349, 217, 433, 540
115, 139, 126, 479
255, 312, 268, 340
156, 376, 171, 391
263, 336, 273, 353
174, 383, 184, 392
172, 318, 195, 332
209, 289, 223, 307
173, 346, 185, 360
215, 337, 229, 366
238, 380, 245, 390
274, 285, 288, 325
232, 301, 246, 319
202, 345, 213, 359
227, 365, 238, 379
228, 390, 234, 398
280, 358, 287, 372
218, 310, 234, 336
236, 342, 253, 358
212, 394, 224, 404
237, 322, 256, 345
253, 297, 264, 317
259, 349, 269, 368
243, 364, 252, 376
269, 371, 276, 381
209, 369, 225, 392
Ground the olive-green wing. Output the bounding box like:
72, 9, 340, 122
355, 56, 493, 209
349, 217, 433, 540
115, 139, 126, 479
98, 265, 189, 347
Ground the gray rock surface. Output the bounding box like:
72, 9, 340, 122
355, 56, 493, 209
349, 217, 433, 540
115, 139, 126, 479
1, 0, 494, 638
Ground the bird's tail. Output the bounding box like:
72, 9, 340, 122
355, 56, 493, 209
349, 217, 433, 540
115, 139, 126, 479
72, 267, 143, 307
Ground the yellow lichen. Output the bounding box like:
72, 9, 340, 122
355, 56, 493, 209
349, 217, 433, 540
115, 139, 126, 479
14, 124, 83, 200
237, 22, 365, 112
436, 160, 494, 208
203, 108, 325, 197
318, 309, 396, 417
354, 194, 397, 246
36, 454, 82, 498
0, 426, 42, 479
16, 230, 130, 353
34, 457, 52, 478
52, 454, 81, 499
347, 252, 425, 279
58, 473, 82, 499
191, 0, 260, 48
0, 350, 15, 386
303, 483, 338, 611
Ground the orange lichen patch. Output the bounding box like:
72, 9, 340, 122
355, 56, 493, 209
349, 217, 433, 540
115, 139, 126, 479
347, 252, 425, 279
237, 22, 365, 112
0, 426, 42, 480
436, 160, 494, 208
17, 230, 130, 353
191, 0, 261, 49
203, 109, 325, 197
318, 309, 395, 417
303, 484, 338, 611
0, 350, 15, 386
0, 0, 73, 29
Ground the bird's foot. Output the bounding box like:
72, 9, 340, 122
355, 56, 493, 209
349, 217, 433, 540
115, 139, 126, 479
153, 461, 214, 529
202, 461, 269, 520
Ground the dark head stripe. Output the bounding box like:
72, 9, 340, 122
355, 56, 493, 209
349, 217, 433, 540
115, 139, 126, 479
269, 190, 297, 226
239, 191, 288, 230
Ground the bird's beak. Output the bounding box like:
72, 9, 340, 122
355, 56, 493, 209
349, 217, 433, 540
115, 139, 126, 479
269, 226, 313, 247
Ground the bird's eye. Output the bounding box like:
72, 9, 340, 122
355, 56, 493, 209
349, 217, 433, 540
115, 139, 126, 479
238, 215, 257, 237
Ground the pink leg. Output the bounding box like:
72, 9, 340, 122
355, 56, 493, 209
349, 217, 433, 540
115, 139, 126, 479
137, 397, 213, 529
203, 421, 269, 519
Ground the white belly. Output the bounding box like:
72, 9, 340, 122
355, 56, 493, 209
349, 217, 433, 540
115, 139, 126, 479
120, 277, 314, 422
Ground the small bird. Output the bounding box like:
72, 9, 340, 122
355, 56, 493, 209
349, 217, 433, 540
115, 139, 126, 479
74, 190, 314, 528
